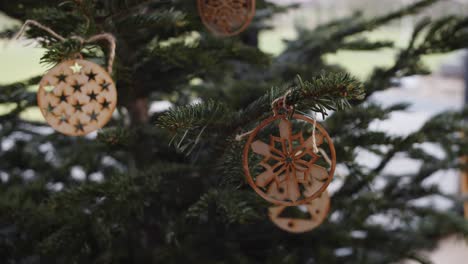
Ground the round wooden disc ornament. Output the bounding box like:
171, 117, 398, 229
37, 59, 117, 136
197, 0, 256, 37
269, 191, 330, 233
243, 100, 336, 206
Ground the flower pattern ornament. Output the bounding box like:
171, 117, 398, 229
243, 114, 336, 206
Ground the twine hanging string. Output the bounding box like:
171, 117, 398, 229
235, 129, 255, 141
295, 109, 332, 167
237, 89, 332, 167
310, 111, 319, 154
236, 89, 294, 141
14, 20, 116, 74
70, 34, 116, 74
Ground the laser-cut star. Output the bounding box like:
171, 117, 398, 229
44, 103, 55, 115
88, 110, 99, 122
55, 73, 67, 83
100, 81, 110, 91
87, 90, 98, 102
100, 99, 111, 110
58, 113, 69, 124
86, 70, 97, 81
70, 62, 83, 74
74, 120, 85, 133
57, 91, 69, 103
73, 101, 84, 112
43, 85, 56, 94
71, 81, 83, 93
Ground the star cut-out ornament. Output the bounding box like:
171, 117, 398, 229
57, 91, 69, 103
44, 83, 55, 94
87, 90, 98, 102
74, 120, 85, 133
88, 110, 99, 122
43, 85, 56, 94
55, 73, 67, 83
37, 59, 117, 136
69, 62, 83, 74
43, 103, 55, 116
72, 101, 84, 112
243, 114, 336, 206
58, 113, 69, 124
100, 99, 111, 110
86, 70, 98, 81
71, 81, 83, 93
100, 81, 111, 92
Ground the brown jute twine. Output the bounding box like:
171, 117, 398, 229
236, 89, 332, 166
14, 20, 116, 74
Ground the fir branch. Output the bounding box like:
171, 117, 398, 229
279, 0, 438, 61
157, 73, 363, 157
158, 73, 363, 147
186, 189, 263, 225
233, 73, 364, 127
158, 100, 231, 132
115, 7, 190, 43
365, 15, 468, 97
340, 39, 394, 51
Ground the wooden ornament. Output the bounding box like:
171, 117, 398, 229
461, 156, 468, 219
243, 113, 336, 206
37, 59, 117, 136
197, 0, 256, 37
269, 191, 330, 233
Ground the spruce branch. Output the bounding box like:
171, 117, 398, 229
115, 8, 189, 42
233, 72, 364, 127
340, 39, 394, 51
158, 100, 231, 132
365, 15, 468, 98
279, 0, 438, 62
186, 189, 263, 225
158, 73, 363, 151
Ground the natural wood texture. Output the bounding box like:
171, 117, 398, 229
37, 59, 117, 136
462, 156, 468, 219
269, 191, 330, 233
197, 0, 255, 37
243, 114, 336, 206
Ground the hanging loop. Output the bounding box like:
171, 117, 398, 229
272, 89, 294, 117
14, 20, 116, 74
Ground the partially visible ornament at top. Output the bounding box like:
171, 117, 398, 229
198, 0, 256, 37
37, 59, 117, 136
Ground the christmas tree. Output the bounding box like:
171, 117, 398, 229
1, 0, 468, 263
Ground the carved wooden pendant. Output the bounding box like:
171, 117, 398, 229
243, 114, 336, 206
197, 0, 256, 37
461, 156, 468, 219
269, 191, 330, 233
37, 59, 117, 136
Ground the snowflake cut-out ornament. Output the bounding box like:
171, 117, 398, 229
243, 114, 336, 206
198, 0, 256, 36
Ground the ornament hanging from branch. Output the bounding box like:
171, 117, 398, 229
269, 191, 330, 233
198, 0, 256, 37
37, 58, 117, 136
15, 20, 118, 136
242, 93, 336, 206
